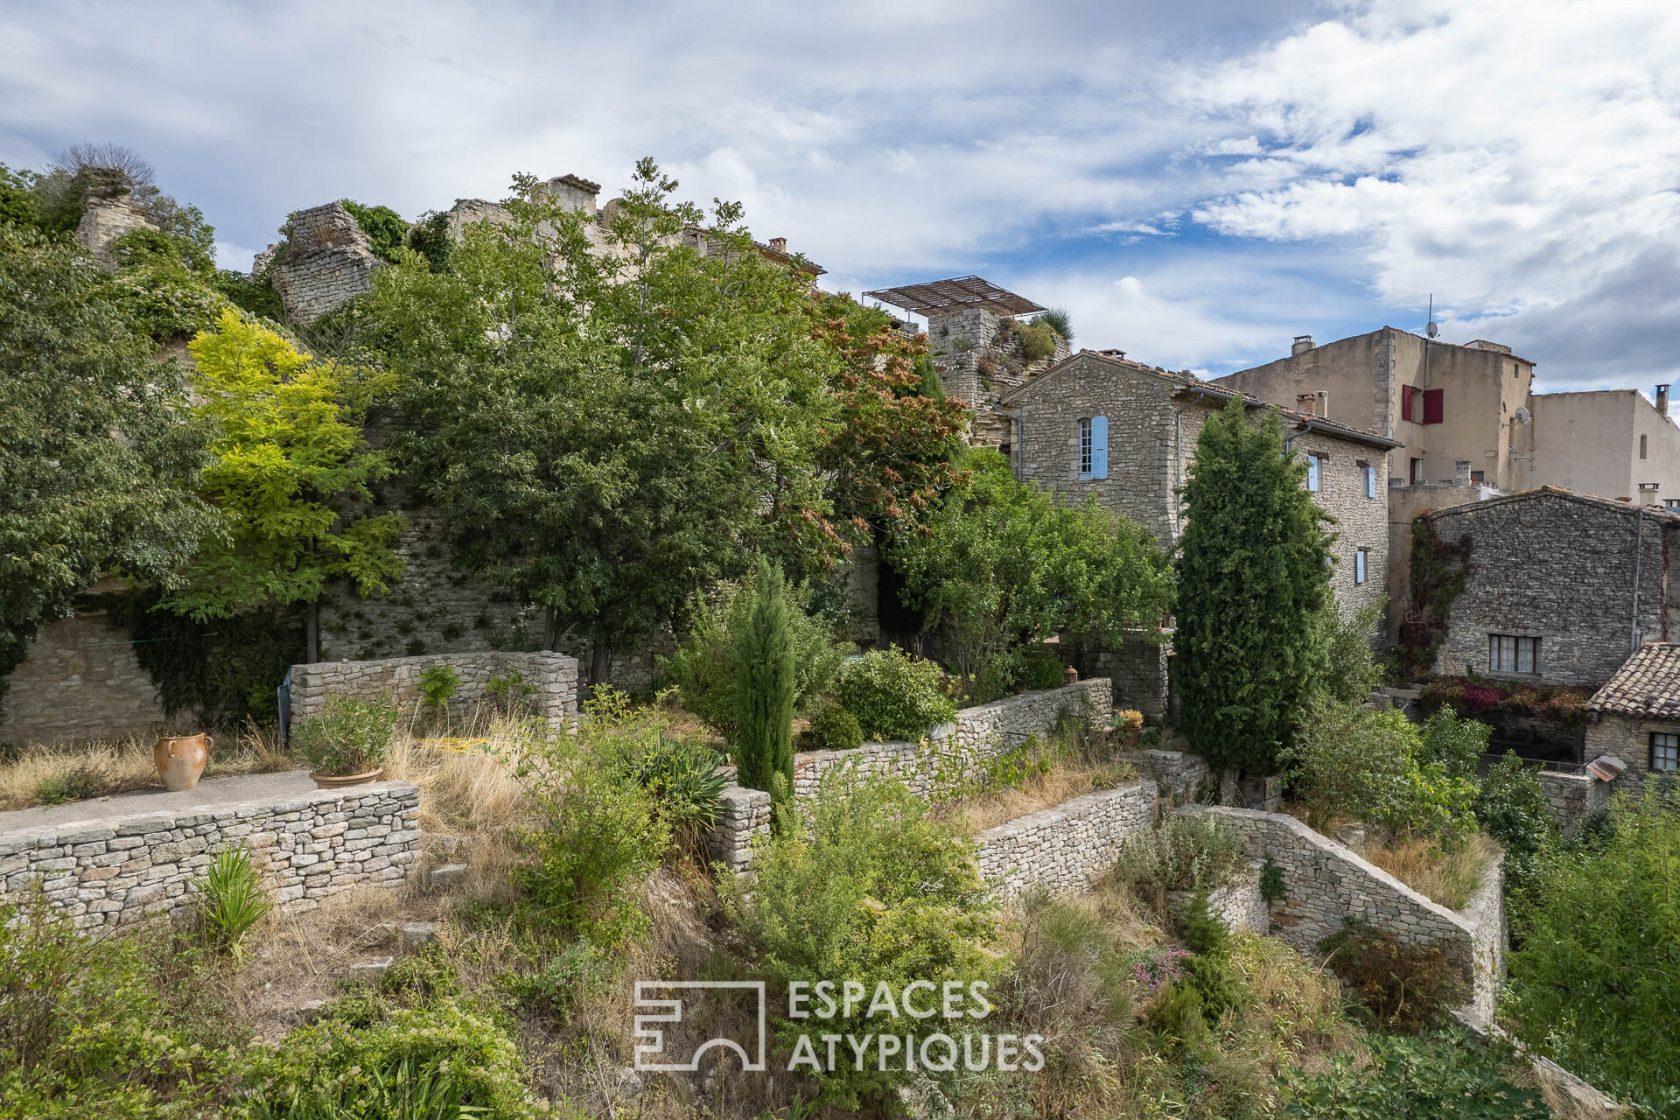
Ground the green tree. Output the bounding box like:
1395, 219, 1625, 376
167, 310, 403, 661
1176, 397, 1331, 782
0, 224, 213, 720
340, 199, 409, 262
1504, 791, 1680, 1113
732, 557, 796, 804
891, 448, 1172, 698
359, 160, 837, 681
0, 163, 41, 230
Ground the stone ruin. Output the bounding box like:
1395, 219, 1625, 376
264, 201, 382, 324
74, 194, 153, 271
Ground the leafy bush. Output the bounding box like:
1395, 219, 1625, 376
0, 893, 224, 1118
1017, 318, 1059, 361
1283, 700, 1478, 849
733, 557, 796, 803
292, 695, 397, 776
798, 696, 862, 752
196, 847, 273, 955
721, 770, 1000, 1109
484, 671, 534, 716
662, 566, 849, 740
617, 735, 727, 849
1503, 790, 1680, 1113
498, 940, 608, 1023
235, 998, 536, 1119
1017, 646, 1068, 691
1417, 706, 1488, 781
1117, 814, 1246, 903
1320, 921, 1462, 1033
1037, 307, 1073, 343
340, 199, 410, 262
1283, 1029, 1547, 1119
1305, 601, 1385, 705
836, 647, 957, 741
512, 718, 669, 948
1473, 752, 1556, 885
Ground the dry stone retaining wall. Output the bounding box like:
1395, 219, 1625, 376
0, 781, 419, 929
1536, 767, 1615, 833
289, 651, 578, 731
976, 780, 1156, 899
702, 784, 773, 872
1125, 748, 1211, 803
793, 678, 1112, 801
1189, 805, 1504, 1023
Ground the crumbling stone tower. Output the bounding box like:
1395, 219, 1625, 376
864, 276, 1069, 450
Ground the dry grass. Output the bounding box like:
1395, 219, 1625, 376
945, 757, 1138, 833
0, 722, 293, 811
1365, 831, 1499, 911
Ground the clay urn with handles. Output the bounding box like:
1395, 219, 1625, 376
154, 733, 212, 792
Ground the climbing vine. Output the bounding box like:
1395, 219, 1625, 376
1399, 519, 1471, 677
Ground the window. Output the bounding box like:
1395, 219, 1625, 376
1489, 634, 1539, 674
1305, 453, 1324, 492
1641, 434, 1648, 460
1471, 470, 1486, 485
1423, 388, 1445, 425
1653, 732, 1680, 773
1410, 457, 1423, 484
1355, 548, 1368, 585
1665, 499, 1680, 512
1077, 416, 1108, 481
1402, 384, 1417, 422
1360, 461, 1378, 498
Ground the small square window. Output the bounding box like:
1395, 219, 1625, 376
1652, 732, 1679, 772
1489, 634, 1539, 674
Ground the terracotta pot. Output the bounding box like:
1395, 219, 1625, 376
309, 767, 385, 790
154, 733, 212, 792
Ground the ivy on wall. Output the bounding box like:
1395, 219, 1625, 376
1399, 518, 1472, 677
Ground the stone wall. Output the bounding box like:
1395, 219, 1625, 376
701, 784, 774, 872
1425, 490, 1680, 687
1189, 805, 1503, 1022
75, 195, 152, 270
289, 651, 579, 731
0, 608, 173, 746
268, 202, 381, 324
1535, 765, 1617, 831
1068, 628, 1171, 721
1584, 712, 1676, 791
792, 678, 1113, 801
0, 780, 420, 930
976, 780, 1156, 899
1125, 748, 1211, 804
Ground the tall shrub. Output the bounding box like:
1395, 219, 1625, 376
733, 558, 796, 803
1176, 396, 1330, 781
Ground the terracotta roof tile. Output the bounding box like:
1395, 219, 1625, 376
1587, 643, 1680, 717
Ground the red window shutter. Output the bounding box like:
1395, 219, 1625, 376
1402, 384, 1416, 422
1423, 388, 1444, 424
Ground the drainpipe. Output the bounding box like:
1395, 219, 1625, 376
1173, 408, 1183, 536
1633, 506, 1646, 650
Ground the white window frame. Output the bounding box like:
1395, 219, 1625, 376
1652, 732, 1680, 773
1078, 417, 1093, 477
1364, 463, 1378, 499
1355, 548, 1368, 585
1489, 633, 1539, 675
1305, 453, 1324, 493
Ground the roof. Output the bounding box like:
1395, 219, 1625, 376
1588, 643, 1680, 717
863, 276, 1044, 317
1424, 484, 1680, 525
1000, 350, 1403, 452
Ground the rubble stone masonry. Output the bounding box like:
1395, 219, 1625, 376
289, 651, 579, 731
975, 780, 1156, 898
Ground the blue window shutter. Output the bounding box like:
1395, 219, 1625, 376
1091, 415, 1109, 480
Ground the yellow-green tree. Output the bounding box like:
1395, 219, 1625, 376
168, 310, 402, 661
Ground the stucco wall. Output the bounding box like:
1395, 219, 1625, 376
289, 650, 579, 730
1527, 389, 1680, 505
0, 779, 420, 929
976, 780, 1156, 899
1426, 491, 1677, 686
0, 611, 172, 747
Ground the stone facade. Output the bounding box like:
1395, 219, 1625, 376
1424, 489, 1680, 687
1066, 628, 1171, 721
1001, 351, 1398, 623
74, 194, 152, 270
288, 651, 579, 731
975, 780, 1156, 899
923, 306, 1069, 448
792, 679, 1113, 801
268, 202, 381, 324
1166, 872, 1271, 934
0, 607, 173, 746
0, 778, 420, 930
1536, 766, 1617, 831
1190, 805, 1504, 1024
1124, 748, 1212, 804
1583, 714, 1678, 791
701, 784, 773, 872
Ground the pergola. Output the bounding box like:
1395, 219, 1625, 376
863, 276, 1045, 318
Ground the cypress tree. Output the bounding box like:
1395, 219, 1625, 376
733, 557, 796, 805
1176, 395, 1330, 784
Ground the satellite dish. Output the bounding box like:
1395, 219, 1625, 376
1514, 406, 1531, 425
1427, 321, 1440, 339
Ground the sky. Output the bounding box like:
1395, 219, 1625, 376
2, 0, 1677, 389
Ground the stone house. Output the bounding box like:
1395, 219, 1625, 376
1420, 488, 1680, 687
1584, 642, 1680, 788
997, 349, 1401, 624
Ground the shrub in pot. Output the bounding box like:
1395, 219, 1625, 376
293, 696, 398, 787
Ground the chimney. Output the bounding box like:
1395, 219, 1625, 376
1292, 334, 1315, 356
1657, 384, 1670, 417
1295, 393, 1318, 417
768, 237, 788, 254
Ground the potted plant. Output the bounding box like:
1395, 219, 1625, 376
1114, 709, 1144, 748
292, 696, 398, 788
